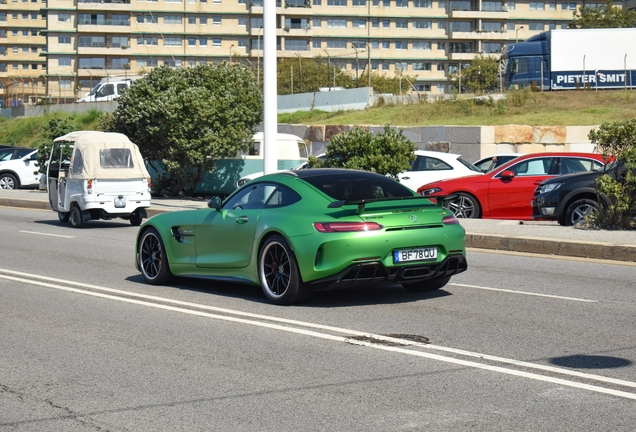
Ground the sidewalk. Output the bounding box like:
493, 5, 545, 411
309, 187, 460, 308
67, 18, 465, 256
1, 189, 635, 263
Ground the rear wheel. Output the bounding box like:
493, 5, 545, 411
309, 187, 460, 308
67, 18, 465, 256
69, 206, 85, 228
258, 235, 309, 305
445, 193, 481, 218
0, 173, 17, 190
130, 210, 143, 226
402, 276, 451, 292
58, 211, 70, 223
564, 199, 598, 226
138, 227, 172, 284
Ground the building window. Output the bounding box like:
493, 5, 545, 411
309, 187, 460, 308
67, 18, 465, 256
59, 57, 71, 66
327, 19, 347, 27
112, 58, 129, 69
58, 13, 71, 22
313, 18, 321, 27
482, 1, 503, 10
239, 17, 247, 26
413, 20, 431, 29
327, 40, 346, 48
529, 1, 544, 10
381, 41, 390, 49
396, 62, 408, 71
483, 42, 502, 53
414, 0, 431, 6
396, 20, 407, 28
450, 21, 472, 32
200, 16, 208, 25
313, 0, 322, 4
549, 1, 556, 9
353, 19, 366, 28
137, 36, 158, 46
352, 0, 366, 5
285, 39, 309, 50
58, 36, 71, 44
548, 22, 556, 30
213, 16, 221, 25
164, 16, 183, 25
529, 22, 544, 30
200, 38, 207, 46
327, 0, 347, 5
412, 41, 431, 50
79, 36, 105, 47
351, 40, 365, 48
382, 19, 389, 28
213, 38, 221, 47
396, 0, 407, 6
507, 1, 515, 9
313, 40, 321, 48
438, 21, 446, 29
60, 80, 72, 89
395, 41, 407, 50
79, 58, 106, 69
437, 63, 445, 71
163, 37, 181, 46
188, 38, 197, 46
188, 16, 196, 24
482, 22, 503, 31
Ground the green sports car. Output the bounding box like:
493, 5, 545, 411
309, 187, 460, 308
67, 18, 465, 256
136, 169, 467, 305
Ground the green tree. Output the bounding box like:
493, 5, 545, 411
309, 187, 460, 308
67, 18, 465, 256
569, 1, 636, 28
448, 55, 499, 94
101, 64, 263, 196
588, 119, 636, 229
308, 125, 416, 180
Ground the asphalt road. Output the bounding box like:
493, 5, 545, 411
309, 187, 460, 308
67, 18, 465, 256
2, 206, 636, 431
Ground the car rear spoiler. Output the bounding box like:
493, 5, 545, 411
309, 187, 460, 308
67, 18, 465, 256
328, 195, 451, 214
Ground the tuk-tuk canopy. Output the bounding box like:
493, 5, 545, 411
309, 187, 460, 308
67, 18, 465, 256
54, 131, 150, 180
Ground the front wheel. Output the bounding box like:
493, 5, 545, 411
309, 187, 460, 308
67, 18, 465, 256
58, 211, 70, 223
138, 227, 172, 284
445, 193, 481, 218
0, 173, 17, 190
402, 276, 451, 292
564, 198, 598, 226
258, 235, 309, 305
69, 206, 85, 228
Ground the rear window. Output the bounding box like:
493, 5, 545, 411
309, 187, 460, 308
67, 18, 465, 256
303, 172, 413, 201
100, 148, 134, 169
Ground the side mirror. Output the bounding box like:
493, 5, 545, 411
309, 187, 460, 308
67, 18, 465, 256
208, 196, 222, 211
500, 170, 515, 179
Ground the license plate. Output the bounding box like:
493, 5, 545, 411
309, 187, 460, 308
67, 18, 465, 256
114, 196, 126, 208
393, 247, 437, 263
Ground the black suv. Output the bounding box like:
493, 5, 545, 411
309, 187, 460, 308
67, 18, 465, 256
532, 168, 610, 226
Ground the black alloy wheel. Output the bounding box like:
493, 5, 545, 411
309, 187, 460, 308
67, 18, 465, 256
138, 228, 172, 284
445, 193, 481, 218
258, 235, 309, 305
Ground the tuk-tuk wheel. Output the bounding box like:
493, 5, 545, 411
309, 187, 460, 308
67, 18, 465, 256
70, 206, 85, 228
130, 210, 143, 226
58, 211, 70, 223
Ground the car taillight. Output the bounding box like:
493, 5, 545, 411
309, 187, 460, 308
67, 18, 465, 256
313, 222, 383, 233
87, 179, 93, 194
442, 214, 459, 225
147, 177, 152, 192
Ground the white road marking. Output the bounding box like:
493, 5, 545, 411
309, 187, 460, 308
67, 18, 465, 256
450, 282, 597, 302
19, 230, 75, 239
1, 268, 635, 400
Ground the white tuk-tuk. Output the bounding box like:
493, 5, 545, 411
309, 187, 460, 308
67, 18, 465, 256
47, 131, 152, 228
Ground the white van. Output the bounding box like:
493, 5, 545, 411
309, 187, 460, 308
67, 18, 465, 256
77, 75, 143, 103
47, 131, 152, 228
192, 132, 308, 195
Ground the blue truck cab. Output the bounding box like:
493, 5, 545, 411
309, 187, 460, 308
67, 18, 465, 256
501, 32, 550, 90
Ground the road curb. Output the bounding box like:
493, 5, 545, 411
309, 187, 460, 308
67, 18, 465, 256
466, 233, 636, 262
0, 197, 50, 211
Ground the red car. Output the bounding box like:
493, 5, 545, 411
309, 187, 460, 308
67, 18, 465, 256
417, 152, 605, 220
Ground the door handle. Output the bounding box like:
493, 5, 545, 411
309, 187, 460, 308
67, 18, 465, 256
236, 216, 249, 224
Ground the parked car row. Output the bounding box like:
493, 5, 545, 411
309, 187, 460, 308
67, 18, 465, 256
417, 152, 606, 220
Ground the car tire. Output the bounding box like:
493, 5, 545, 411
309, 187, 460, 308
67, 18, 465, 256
130, 210, 143, 226
0, 173, 18, 190
69, 206, 85, 228
445, 193, 481, 218
402, 276, 451, 292
258, 235, 309, 305
138, 227, 172, 284
58, 211, 70, 223
564, 198, 598, 226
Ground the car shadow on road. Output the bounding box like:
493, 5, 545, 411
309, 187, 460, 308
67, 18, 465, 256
126, 273, 452, 307
34, 219, 141, 229
549, 354, 632, 369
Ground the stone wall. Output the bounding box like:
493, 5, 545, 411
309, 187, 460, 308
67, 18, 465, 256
269, 124, 600, 161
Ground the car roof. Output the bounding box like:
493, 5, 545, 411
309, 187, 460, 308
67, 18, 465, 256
282, 168, 379, 179
414, 150, 462, 159
495, 152, 604, 170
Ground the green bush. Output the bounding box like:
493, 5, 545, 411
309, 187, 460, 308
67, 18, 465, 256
588, 119, 636, 230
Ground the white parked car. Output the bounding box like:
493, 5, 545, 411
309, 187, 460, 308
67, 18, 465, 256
237, 150, 481, 192
398, 150, 482, 191
0, 147, 41, 189
473, 153, 524, 173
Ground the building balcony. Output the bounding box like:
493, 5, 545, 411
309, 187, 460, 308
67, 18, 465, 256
448, 52, 479, 60
281, 27, 312, 35
76, 68, 130, 78
77, 0, 132, 11
450, 10, 509, 19
450, 31, 508, 40
77, 24, 131, 33
78, 46, 130, 55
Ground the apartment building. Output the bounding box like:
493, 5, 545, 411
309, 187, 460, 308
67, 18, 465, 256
0, 0, 629, 105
